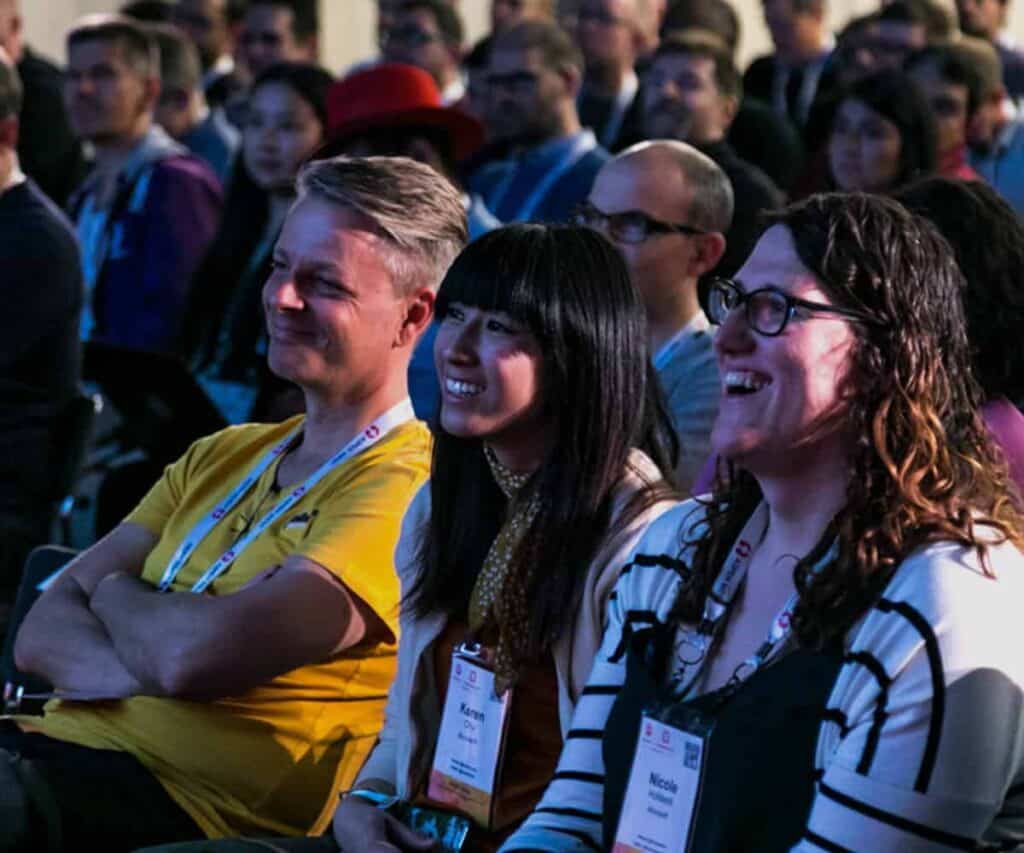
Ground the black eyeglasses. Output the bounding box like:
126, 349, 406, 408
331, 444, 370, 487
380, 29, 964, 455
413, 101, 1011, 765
572, 201, 709, 244
706, 277, 880, 337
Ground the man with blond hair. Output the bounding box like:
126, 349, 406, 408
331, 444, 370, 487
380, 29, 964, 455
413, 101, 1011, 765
3, 156, 467, 849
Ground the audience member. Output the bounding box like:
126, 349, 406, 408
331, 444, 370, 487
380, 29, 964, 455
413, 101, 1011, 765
317, 63, 492, 423
826, 11, 879, 86
469, 19, 609, 223
4, 156, 465, 849
578, 140, 729, 491
186, 62, 333, 429
65, 15, 222, 353
656, 3, 805, 191
826, 69, 937, 193
641, 30, 783, 275
575, 0, 646, 150
866, 0, 954, 72
963, 37, 1024, 213
906, 42, 985, 181
239, 0, 318, 80
956, 0, 1024, 99
152, 23, 240, 185
171, 0, 246, 111
0, 53, 82, 612
0, 0, 86, 207
895, 176, 1024, 495
382, 0, 466, 106
508, 192, 1024, 852
744, 0, 836, 128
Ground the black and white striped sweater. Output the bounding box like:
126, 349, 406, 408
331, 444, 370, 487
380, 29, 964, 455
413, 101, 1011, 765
501, 500, 1024, 852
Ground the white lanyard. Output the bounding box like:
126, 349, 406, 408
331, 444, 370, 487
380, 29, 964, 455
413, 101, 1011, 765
158, 400, 415, 593
672, 504, 836, 698
652, 313, 710, 373
489, 131, 598, 222
596, 71, 638, 149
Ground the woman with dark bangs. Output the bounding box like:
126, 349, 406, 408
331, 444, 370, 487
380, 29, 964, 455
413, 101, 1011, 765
506, 194, 1024, 852
321, 223, 678, 851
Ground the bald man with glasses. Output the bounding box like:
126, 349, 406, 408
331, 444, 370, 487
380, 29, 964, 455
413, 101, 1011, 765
578, 139, 732, 492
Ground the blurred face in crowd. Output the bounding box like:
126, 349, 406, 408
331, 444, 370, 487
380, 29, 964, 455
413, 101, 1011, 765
65, 38, 157, 146
264, 198, 415, 402
908, 59, 970, 158
642, 51, 735, 144
240, 3, 316, 78
762, 0, 824, 60
0, 0, 23, 65
382, 6, 458, 87
828, 97, 903, 192
956, 0, 1005, 40
172, 0, 230, 70
586, 151, 712, 320
711, 224, 856, 473
486, 44, 572, 142
378, 0, 403, 45
492, 0, 550, 32
831, 19, 878, 86
434, 302, 548, 468
243, 80, 324, 192
868, 19, 927, 71
576, 0, 636, 68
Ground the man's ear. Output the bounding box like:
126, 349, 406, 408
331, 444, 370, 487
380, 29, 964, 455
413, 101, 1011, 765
559, 64, 582, 100
691, 231, 726, 277
396, 286, 436, 348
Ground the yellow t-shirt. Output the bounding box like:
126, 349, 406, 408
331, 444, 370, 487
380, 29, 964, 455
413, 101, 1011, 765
24, 415, 431, 838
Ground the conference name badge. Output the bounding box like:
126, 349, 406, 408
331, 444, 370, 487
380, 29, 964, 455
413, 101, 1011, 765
427, 646, 512, 828
612, 707, 713, 853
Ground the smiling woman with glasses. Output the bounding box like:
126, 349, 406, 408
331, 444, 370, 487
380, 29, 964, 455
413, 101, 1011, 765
505, 193, 1024, 853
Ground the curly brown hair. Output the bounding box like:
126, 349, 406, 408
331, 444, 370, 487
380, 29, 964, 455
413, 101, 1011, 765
675, 192, 1024, 648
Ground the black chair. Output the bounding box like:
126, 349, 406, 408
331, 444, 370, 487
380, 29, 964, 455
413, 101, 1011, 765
0, 546, 77, 714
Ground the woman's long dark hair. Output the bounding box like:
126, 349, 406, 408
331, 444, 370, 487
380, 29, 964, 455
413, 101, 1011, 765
407, 224, 679, 661
678, 193, 1024, 648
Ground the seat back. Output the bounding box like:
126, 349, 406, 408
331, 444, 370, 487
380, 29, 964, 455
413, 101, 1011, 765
0, 546, 78, 703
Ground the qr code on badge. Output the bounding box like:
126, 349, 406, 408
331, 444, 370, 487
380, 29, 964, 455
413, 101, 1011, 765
684, 741, 700, 770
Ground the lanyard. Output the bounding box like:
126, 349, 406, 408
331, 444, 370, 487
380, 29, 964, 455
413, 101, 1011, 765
488, 131, 598, 222
595, 71, 638, 149
158, 399, 415, 593
651, 312, 710, 373
671, 504, 836, 699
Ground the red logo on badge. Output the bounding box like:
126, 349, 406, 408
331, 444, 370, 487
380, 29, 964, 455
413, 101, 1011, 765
736, 540, 752, 558
777, 612, 791, 630
662, 729, 671, 745
365, 426, 380, 439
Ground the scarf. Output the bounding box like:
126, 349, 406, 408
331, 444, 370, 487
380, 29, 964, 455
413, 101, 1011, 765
467, 445, 542, 695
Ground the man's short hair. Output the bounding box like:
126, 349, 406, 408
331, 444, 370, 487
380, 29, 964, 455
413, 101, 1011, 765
878, 0, 955, 42
789, 0, 825, 16
672, 144, 734, 234
150, 23, 202, 92
400, 0, 464, 46
493, 19, 583, 74
254, 0, 319, 41
907, 40, 994, 115
120, 0, 174, 22
67, 14, 159, 78
662, 0, 741, 55
0, 54, 22, 120
297, 155, 468, 294
656, 29, 742, 101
